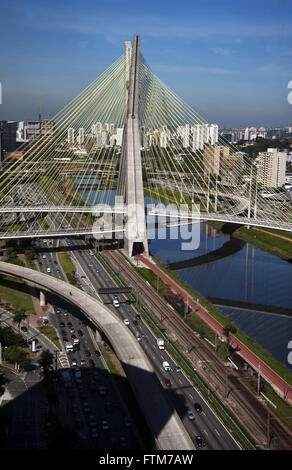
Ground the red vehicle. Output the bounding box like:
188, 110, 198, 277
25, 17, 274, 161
165, 378, 172, 388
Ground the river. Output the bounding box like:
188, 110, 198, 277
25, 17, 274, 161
79, 186, 292, 371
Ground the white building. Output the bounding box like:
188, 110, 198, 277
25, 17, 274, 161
256, 148, 286, 188
208, 124, 219, 145
78, 128, 85, 145
68, 128, 75, 145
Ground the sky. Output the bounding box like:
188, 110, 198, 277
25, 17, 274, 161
0, 0, 292, 127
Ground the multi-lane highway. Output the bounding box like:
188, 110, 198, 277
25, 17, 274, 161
31, 231, 143, 450
45, 230, 240, 450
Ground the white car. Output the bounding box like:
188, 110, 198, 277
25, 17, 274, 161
113, 299, 120, 308
123, 319, 130, 325
47, 267, 51, 273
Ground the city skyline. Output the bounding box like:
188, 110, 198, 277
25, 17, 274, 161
0, 0, 292, 127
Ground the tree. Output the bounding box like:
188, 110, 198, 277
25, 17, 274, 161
223, 323, 237, 353
12, 309, 28, 330
3, 345, 31, 370
38, 349, 54, 378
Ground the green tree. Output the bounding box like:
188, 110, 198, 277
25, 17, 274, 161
12, 309, 27, 329
38, 349, 54, 378
223, 323, 237, 352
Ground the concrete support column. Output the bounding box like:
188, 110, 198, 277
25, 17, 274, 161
95, 329, 102, 342
39, 290, 46, 307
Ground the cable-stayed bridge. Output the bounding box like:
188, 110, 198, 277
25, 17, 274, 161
1, 35, 291, 255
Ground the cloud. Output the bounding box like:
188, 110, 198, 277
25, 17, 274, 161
152, 63, 234, 75
211, 47, 231, 55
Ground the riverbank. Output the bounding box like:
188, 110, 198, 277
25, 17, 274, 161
208, 221, 292, 261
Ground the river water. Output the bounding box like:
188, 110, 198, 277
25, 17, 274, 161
149, 222, 292, 371
79, 187, 292, 371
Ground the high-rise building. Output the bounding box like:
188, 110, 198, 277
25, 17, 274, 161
203, 145, 224, 176
78, 128, 85, 145
208, 124, 219, 145
0, 121, 17, 162
68, 128, 75, 145
256, 148, 286, 188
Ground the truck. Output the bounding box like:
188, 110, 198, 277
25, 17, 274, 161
73, 338, 80, 350
65, 342, 73, 353
157, 338, 165, 350
162, 361, 171, 371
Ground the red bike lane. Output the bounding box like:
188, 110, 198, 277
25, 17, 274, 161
137, 254, 292, 403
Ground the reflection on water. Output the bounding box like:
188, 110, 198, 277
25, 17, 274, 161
150, 223, 292, 310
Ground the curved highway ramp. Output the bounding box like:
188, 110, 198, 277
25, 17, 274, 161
0, 261, 194, 451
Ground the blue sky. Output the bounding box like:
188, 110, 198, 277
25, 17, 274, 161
0, 0, 292, 127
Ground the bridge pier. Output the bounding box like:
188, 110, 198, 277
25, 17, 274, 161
117, 35, 149, 258
39, 290, 46, 307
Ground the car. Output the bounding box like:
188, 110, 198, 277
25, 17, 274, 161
83, 402, 90, 412
98, 386, 107, 396
187, 410, 195, 421
194, 403, 203, 413
80, 359, 86, 366
42, 254, 46, 259
56, 308, 61, 314
96, 269, 100, 273
195, 435, 206, 447
63, 311, 68, 316
136, 334, 142, 342
175, 364, 182, 373
120, 436, 127, 448
47, 267, 51, 273
94, 350, 101, 357
164, 378, 172, 388
135, 314, 141, 320
85, 349, 91, 357
62, 336, 68, 342
72, 359, 77, 367
20, 326, 28, 332
124, 417, 132, 428
113, 299, 120, 308
70, 328, 75, 334
133, 319, 138, 326
123, 319, 129, 325
56, 268, 60, 273
60, 322, 65, 327
88, 415, 97, 427
77, 329, 83, 336
90, 429, 98, 438
101, 420, 109, 430
68, 321, 72, 327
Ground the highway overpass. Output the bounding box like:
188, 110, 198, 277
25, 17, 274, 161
0, 261, 194, 451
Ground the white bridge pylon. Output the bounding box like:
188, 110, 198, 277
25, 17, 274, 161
116, 35, 149, 257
